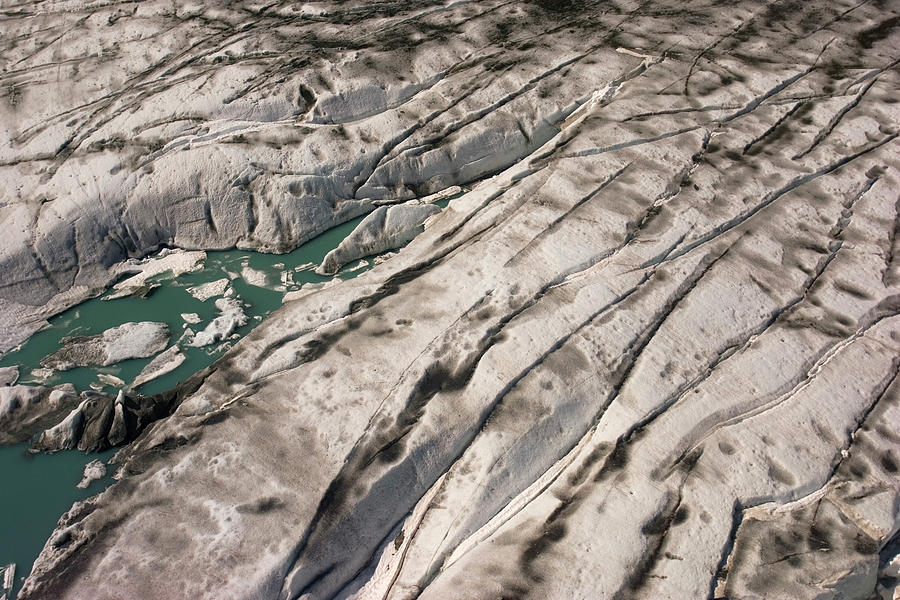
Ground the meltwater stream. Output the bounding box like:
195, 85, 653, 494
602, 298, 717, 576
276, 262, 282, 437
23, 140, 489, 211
0, 214, 378, 599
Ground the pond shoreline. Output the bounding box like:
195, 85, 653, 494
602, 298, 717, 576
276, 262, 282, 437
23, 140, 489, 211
0, 214, 384, 600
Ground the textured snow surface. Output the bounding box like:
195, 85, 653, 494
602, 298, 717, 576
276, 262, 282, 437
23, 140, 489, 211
316, 201, 442, 275
2, 0, 900, 599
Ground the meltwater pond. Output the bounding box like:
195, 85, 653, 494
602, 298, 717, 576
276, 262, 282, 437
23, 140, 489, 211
0, 215, 375, 397
0, 446, 116, 600
0, 214, 380, 598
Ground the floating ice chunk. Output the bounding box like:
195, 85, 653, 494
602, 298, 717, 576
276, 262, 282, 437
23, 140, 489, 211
28, 368, 55, 384
186, 278, 231, 302
188, 299, 248, 347
97, 373, 125, 388
77, 460, 107, 489
240, 262, 269, 288
344, 260, 368, 273
105, 250, 206, 300
132, 346, 186, 389
1, 562, 14, 597
41, 322, 169, 371
280, 271, 294, 287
